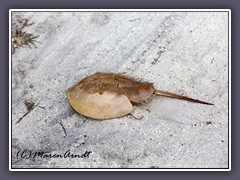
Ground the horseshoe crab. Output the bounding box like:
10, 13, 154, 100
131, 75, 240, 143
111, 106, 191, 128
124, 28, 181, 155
66, 72, 213, 120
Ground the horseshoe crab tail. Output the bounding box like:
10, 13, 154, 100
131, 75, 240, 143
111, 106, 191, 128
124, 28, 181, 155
154, 90, 214, 105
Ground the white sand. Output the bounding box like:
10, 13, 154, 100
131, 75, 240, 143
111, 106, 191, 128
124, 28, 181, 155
11, 11, 229, 168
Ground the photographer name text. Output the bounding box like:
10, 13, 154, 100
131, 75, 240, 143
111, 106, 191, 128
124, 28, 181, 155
16, 149, 92, 159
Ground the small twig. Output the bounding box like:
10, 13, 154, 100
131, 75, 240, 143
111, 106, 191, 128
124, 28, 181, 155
15, 102, 39, 124
60, 123, 67, 137
15, 110, 31, 124
146, 108, 151, 113
38, 105, 45, 109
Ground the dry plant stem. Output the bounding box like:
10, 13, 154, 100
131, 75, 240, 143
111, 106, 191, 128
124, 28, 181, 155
12, 17, 39, 54
15, 102, 39, 124
60, 123, 67, 137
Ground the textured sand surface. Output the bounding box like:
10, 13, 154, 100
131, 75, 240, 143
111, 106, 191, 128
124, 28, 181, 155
11, 11, 229, 168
